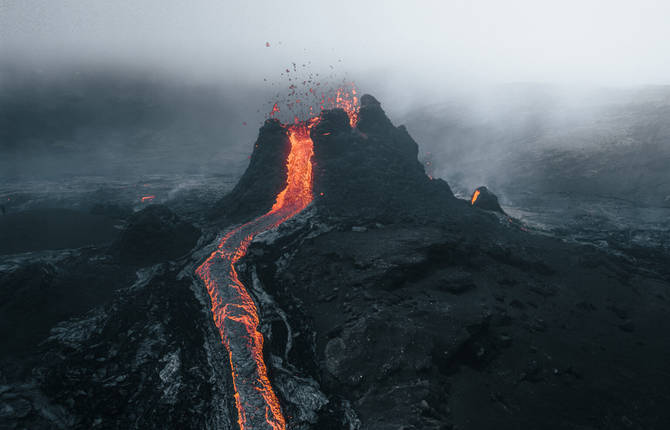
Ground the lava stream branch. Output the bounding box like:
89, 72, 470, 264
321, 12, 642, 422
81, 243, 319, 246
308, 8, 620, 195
195, 122, 315, 430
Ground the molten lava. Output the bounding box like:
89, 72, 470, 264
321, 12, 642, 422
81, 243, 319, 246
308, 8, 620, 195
271, 121, 317, 214
471, 189, 481, 205
141, 195, 155, 202
196, 86, 358, 429
195, 123, 318, 430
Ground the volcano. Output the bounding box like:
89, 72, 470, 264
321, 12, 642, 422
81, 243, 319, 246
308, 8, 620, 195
215, 94, 457, 225
198, 93, 462, 429
2, 93, 670, 430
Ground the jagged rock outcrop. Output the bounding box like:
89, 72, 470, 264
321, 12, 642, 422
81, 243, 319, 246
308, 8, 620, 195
212, 118, 291, 222
311, 95, 458, 222
471, 186, 504, 213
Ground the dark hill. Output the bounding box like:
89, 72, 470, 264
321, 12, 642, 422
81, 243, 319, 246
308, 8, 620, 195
312, 95, 457, 222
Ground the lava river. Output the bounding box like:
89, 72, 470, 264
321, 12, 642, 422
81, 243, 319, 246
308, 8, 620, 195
195, 122, 316, 430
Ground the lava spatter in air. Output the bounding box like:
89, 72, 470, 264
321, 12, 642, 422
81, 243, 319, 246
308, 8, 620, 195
264, 59, 359, 126
196, 95, 358, 429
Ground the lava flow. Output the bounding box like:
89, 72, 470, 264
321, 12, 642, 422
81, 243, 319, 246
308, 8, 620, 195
471, 189, 481, 205
194, 93, 359, 429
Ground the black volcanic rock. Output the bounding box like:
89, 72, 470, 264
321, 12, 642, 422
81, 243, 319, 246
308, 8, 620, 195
471, 186, 504, 213
212, 118, 290, 222
356, 94, 395, 133
110, 205, 200, 266
247, 209, 670, 430
311, 95, 457, 223
3, 267, 236, 429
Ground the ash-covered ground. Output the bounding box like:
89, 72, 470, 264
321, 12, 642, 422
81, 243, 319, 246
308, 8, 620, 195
1, 90, 670, 430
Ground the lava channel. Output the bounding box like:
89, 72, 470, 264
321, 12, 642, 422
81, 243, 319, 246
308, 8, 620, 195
471, 189, 481, 205
195, 122, 316, 430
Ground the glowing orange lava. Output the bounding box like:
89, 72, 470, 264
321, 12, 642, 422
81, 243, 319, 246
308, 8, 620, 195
141, 195, 155, 202
471, 189, 480, 205
195, 123, 316, 430
197, 93, 358, 429
271, 120, 317, 214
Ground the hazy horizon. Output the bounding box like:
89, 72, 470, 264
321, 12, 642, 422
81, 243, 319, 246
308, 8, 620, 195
2, 0, 669, 204
3, 1, 670, 94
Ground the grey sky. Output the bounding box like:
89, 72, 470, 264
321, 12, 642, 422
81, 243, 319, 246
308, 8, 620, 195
2, 0, 670, 88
